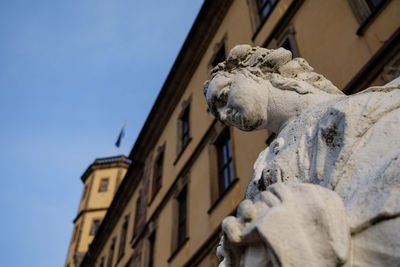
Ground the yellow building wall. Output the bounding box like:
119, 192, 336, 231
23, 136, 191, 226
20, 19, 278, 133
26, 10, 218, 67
87, 167, 126, 209
77, 210, 107, 252
65, 164, 128, 267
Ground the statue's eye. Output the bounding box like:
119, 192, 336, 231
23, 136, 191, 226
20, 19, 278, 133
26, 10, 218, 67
216, 92, 228, 107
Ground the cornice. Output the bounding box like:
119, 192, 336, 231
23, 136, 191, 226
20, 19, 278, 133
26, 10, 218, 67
81, 155, 131, 183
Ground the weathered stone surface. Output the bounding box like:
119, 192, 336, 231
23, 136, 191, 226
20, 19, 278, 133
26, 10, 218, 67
204, 45, 400, 266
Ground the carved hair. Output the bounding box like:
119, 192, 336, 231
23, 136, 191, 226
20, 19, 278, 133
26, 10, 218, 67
203, 45, 343, 96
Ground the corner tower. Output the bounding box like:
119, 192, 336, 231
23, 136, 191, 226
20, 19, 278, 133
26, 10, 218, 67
65, 155, 131, 267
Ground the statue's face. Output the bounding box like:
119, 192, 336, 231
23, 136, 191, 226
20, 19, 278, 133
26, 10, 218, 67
206, 71, 269, 131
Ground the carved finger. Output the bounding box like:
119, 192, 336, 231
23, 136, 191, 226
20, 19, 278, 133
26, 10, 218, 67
255, 191, 281, 207
222, 216, 244, 243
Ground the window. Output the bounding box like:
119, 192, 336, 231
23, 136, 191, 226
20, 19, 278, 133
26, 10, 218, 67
90, 219, 101, 236
133, 194, 141, 238
264, 25, 300, 58
81, 185, 88, 200
174, 103, 191, 157
181, 108, 190, 149
148, 231, 156, 267
347, 0, 389, 35
72, 225, 79, 242
257, 0, 279, 23
99, 257, 105, 267
380, 53, 400, 84
365, 0, 386, 11
215, 128, 234, 195
211, 43, 226, 68
281, 38, 295, 58
168, 180, 189, 262
99, 178, 109, 192
106, 238, 116, 267
118, 215, 129, 259
177, 186, 187, 247
208, 37, 227, 73
152, 149, 164, 198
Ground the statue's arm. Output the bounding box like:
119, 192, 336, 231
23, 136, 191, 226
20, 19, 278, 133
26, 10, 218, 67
220, 182, 351, 267
244, 148, 270, 199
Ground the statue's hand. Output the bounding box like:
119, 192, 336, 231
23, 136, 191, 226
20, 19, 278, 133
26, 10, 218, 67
222, 182, 350, 267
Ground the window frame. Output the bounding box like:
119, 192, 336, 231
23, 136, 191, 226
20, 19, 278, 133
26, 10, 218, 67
256, 0, 279, 24
148, 230, 156, 267
132, 192, 142, 239
180, 107, 190, 151
248, 0, 280, 38
90, 219, 101, 236
106, 237, 116, 267
117, 215, 129, 260
208, 36, 227, 72
176, 186, 187, 247
347, 0, 389, 35
81, 185, 88, 200
72, 225, 79, 242
263, 25, 300, 58
168, 179, 190, 263
98, 178, 109, 192
151, 145, 165, 200
215, 128, 235, 196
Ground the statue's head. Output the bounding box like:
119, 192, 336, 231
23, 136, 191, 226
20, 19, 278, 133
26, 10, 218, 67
203, 45, 343, 131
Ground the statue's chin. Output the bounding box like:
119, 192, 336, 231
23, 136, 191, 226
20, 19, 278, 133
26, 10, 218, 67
237, 117, 263, 131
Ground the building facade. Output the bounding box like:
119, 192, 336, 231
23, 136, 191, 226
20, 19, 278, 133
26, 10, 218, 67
69, 0, 399, 266
65, 156, 131, 267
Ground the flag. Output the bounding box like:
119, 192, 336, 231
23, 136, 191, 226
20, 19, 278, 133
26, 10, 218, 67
115, 126, 125, 148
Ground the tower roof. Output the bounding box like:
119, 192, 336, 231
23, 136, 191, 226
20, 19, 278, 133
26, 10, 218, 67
80, 155, 131, 183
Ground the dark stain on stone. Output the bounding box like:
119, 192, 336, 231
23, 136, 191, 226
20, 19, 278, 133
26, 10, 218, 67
322, 124, 341, 148
257, 177, 267, 191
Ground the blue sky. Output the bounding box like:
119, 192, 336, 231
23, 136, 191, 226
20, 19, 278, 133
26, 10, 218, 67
0, 1, 203, 266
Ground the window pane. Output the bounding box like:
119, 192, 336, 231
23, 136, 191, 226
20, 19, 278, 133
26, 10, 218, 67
260, 4, 271, 20
177, 187, 187, 246
258, 0, 267, 7
179, 107, 190, 152
224, 168, 229, 189
370, 0, 383, 7
148, 232, 156, 267
99, 178, 109, 192
211, 43, 226, 67
229, 162, 234, 183
222, 144, 228, 164
227, 140, 232, 160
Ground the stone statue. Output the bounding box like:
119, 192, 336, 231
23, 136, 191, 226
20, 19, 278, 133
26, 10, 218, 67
203, 45, 400, 267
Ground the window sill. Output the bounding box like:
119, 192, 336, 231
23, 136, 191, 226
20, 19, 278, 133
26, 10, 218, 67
167, 237, 189, 263
173, 138, 192, 166
148, 186, 162, 206
356, 0, 389, 36
207, 178, 239, 214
